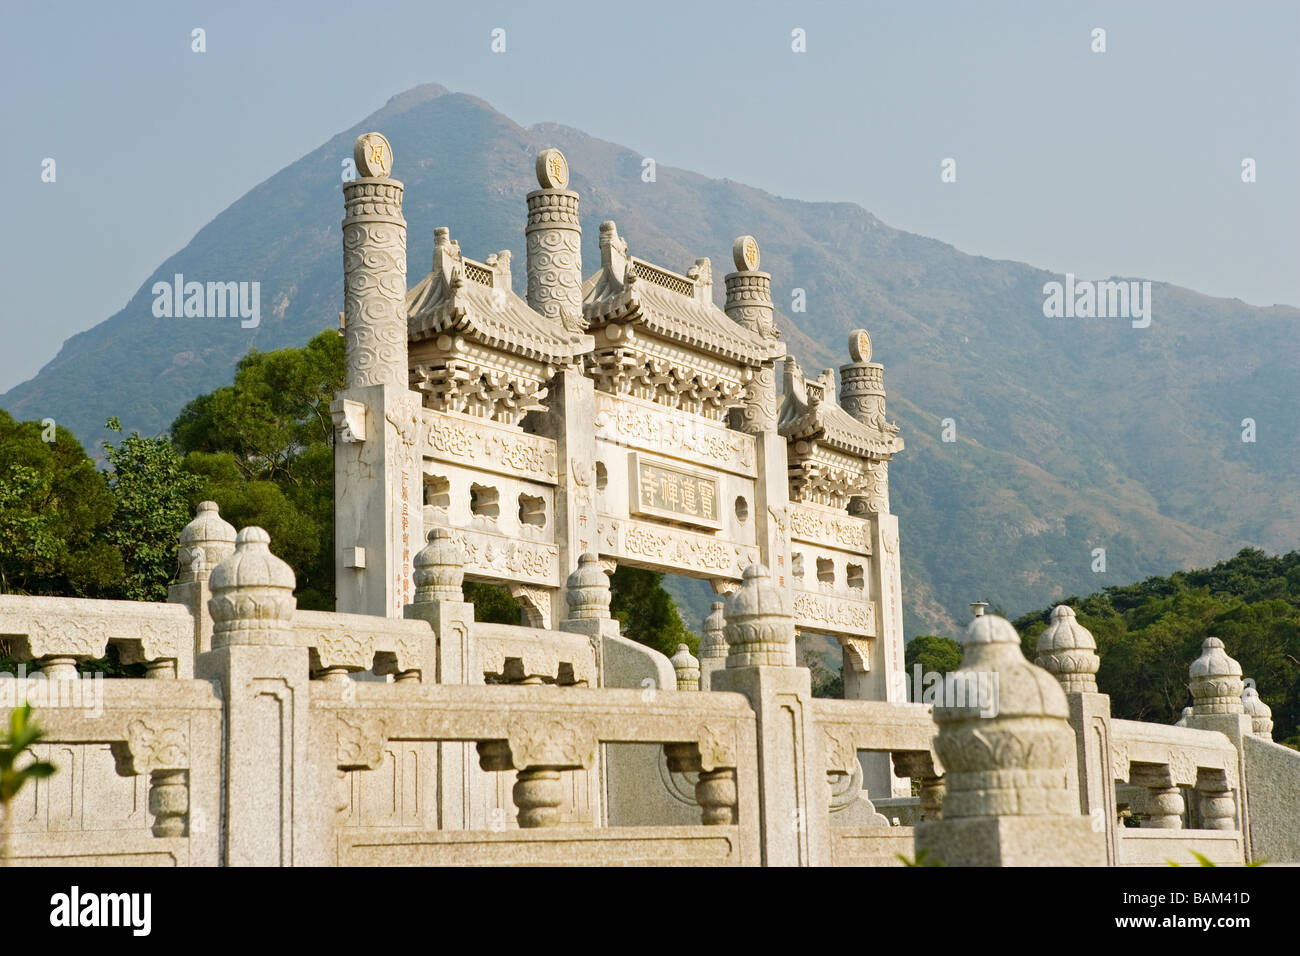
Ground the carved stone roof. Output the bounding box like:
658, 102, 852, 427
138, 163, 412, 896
778, 361, 902, 460
582, 227, 783, 366
407, 238, 592, 365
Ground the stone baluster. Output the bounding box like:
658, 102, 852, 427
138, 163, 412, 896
1195, 768, 1238, 831
915, 613, 1107, 866
670, 644, 700, 691
1129, 764, 1184, 828
697, 603, 728, 692
149, 769, 189, 837
664, 740, 739, 826
891, 751, 945, 823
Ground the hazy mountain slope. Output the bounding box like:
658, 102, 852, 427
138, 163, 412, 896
4, 83, 1296, 635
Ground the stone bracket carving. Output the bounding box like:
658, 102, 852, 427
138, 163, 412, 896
477, 718, 598, 771
337, 714, 388, 771
330, 398, 367, 443
115, 719, 191, 775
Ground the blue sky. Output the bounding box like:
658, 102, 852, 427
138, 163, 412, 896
2, 0, 1295, 392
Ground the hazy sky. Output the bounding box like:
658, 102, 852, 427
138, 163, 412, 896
2, 0, 1295, 393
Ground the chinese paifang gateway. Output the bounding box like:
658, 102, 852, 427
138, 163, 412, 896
0, 133, 1297, 867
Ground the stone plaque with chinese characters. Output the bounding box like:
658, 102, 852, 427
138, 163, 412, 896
628, 452, 723, 531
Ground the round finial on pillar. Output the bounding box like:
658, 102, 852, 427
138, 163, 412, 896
970, 601, 988, 618
207, 527, 297, 647
932, 613, 1076, 819
565, 553, 611, 620
732, 235, 760, 272
671, 644, 701, 691
1189, 637, 1244, 715
699, 602, 728, 662
723, 564, 794, 668
412, 529, 465, 603
1174, 706, 1194, 727
536, 148, 570, 189
177, 500, 236, 583
354, 132, 393, 178
848, 329, 872, 364
1035, 605, 1100, 694
1241, 684, 1273, 739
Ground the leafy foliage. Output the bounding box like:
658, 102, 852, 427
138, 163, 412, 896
609, 566, 696, 658
1014, 548, 1300, 746
905, 634, 963, 676
171, 330, 343, 610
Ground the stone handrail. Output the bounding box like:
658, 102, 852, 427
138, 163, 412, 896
0, 595, 195, 678
470, 621, 596, 686
1110, 719, 1240, 791
293, 609, 433, 681
0, 679, 222, 865
316, 679, 761, 865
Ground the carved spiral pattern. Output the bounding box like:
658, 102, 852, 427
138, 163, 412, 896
724, 272, 776, 339
527, 226, 583, 332
736, 364, 777, 434
342, 212, 408, 390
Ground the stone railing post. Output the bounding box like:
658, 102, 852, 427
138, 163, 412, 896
670, 644, 700, 691
196, 527, 318, 865
1184, 637, 1252, 852
1036, 604, 1118, 863
915, 613, 1107, 866
167, 500, 236, 676
698, 602, 728, 691
711, 563, 829, 866
403, 528, 478, 828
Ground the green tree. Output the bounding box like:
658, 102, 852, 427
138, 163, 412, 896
103, 418, 202, 601
172, 330, 343, 610
0, 410, 122, 597
609, 566, 696, 658
905, 634, 963, 676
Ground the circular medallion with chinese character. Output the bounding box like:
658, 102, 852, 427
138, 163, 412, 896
536, 148, 569, 189
733, 235, 760, 272
354, 132, 393, 178
849, 329, 872, 363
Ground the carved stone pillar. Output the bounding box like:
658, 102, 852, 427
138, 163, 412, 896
334, 132, 421, 618
342, 132, 407, 392
526, 148, 583, 334
1195, 768, 1237, 831
197, 526, 317, 865
914, 614, 1107, 866
167, 500, 236, 673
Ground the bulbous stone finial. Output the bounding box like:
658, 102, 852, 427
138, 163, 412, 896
565, 553, 611, 620
670, 644, 701, 690
207, 527, 297, 647
177, 500, 236, 583
412, 529, 465, 603
1174, 706, 1194, 727
1241, 684, 1273, 739
1035, 605, 1100, 694
932, 614, 1076, 819
1189, 637, 1244, 715
723, 564, 794, 668
699, 602, 728, 662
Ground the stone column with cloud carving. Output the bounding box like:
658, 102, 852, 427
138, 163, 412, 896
526, 148, 583, 334
197, 527, 320, 865
332, 132, 422, 617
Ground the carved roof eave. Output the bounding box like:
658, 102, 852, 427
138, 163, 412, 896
583, 268, 783, 368
407, 270, 593, 366
779, 398, 903, 460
